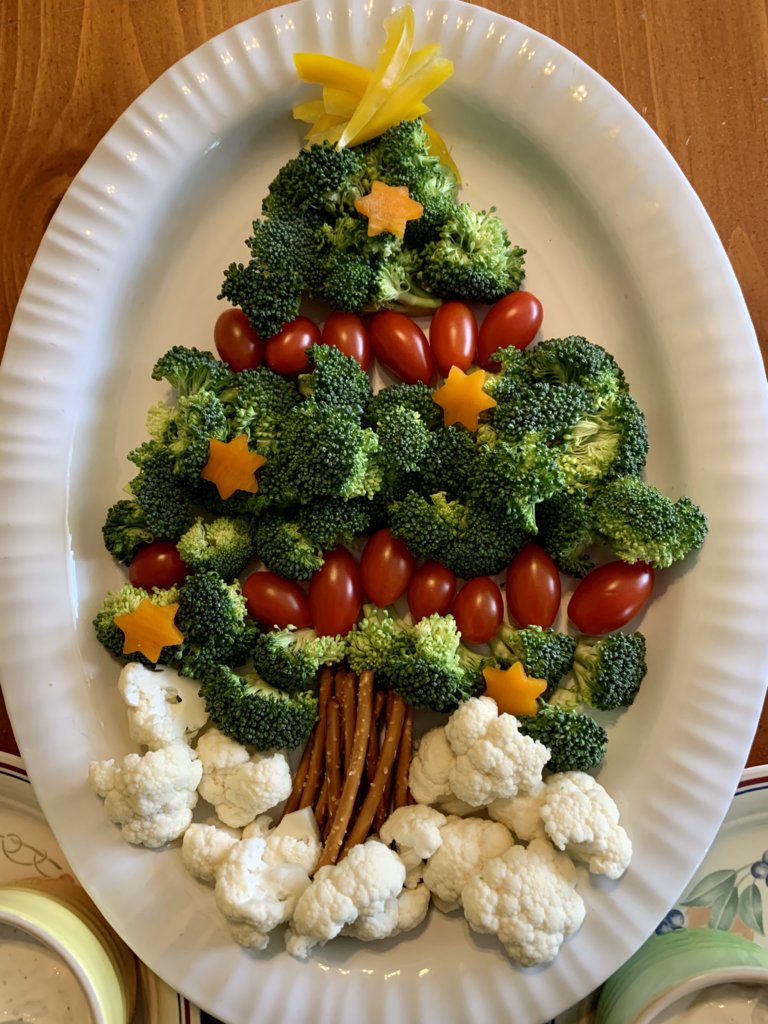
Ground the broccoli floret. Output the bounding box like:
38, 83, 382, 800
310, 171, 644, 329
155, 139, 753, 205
363, 381, 442, 430
218, 260, 304, 341
525, 336, 628, 399
297, 344, 372, 416
321, 248, 377, 311
368, 247, 441, 312
420, 204, 526, 304
471, 432, 565, 534
563, 632, 648, 711
93, 583, 181, 665
174, 571, 258, 679
198, 664, 318, 750
368, 118, 459, 245
480, 346, 530, 406
491, 381, 593, 442
126, 442, 197, 540
261, 140, 368, 219
251, 627, 346, 695
535, 491, 597, 578
296, 498, 372, 550
252, 513, 325, 580
222, 365, 302, 454
591, 476, 708, 568
557, 391, 649, 495
151, 345, 235, 398
490, 624, 576, 694
261, 402, 379, 504
162, 390, 229, 482
417, 424, 477, 498
388, 490, 527, 578
517, 702, 607, 773
176, 516, 255, 581
102, 499, 155, 564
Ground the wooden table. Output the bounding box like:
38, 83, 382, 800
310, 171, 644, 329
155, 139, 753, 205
0, 2, 766, 1015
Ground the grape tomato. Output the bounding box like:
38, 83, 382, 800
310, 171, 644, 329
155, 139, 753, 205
477, 291, 543, 368
369, 310, 435, 385
505, 543, 561, 629
265, 316, 321, 376
321, 311, 372, 370
128, 542, 189, 591
242, 571, 312, 630
360, 528, 415, 607
308, 546, 362, 637
567, 560, 655, 634
407, 561, 457, 622
429, 301, 477, 375
451, 576, 503, 645
214, 308, 264, 372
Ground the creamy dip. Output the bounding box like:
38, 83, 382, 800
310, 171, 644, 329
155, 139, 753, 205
0, 922, 94, 1024
653, 982, 768, 1024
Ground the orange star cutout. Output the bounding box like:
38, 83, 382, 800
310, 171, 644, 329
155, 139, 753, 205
354, 180, 424, 238
432, 366, 497, 431
200, 435, 267, 500
114, 599, 184, 663
482, 660, 547, 717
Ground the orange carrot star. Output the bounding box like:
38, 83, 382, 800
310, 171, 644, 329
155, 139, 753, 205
432, 366, 497, 431
482, 660, 547, 717
354, 180, 423, 238
200, 435, 267, 500
114, 600, 184, 663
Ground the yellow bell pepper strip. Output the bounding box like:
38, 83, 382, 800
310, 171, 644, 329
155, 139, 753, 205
303, 112, 347, 142
482, 661, 547, 717
291, 98, 326, 124
200, 435, 267, 500
354, 180, 423, 238
293, 53, 372, 95
348, 55, 454, 146
423, 121, 461, 184
322, 86, 361, 119
114, 600, 184, 663
337, 5, 415, 149
432, 366, 497, 431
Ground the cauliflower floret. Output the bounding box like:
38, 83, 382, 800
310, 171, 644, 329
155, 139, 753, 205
215, 834, 313, 950
196, 728, 292, 828
182, 823, 240, 882
488, 784, 548, 842
88, 741, 202, 848
286, 839, 406, 958
262, 807, 323, 875
117, 662, 208, 750
422, 816, 514, 912
462, 837, 586, 966
342, 883, 431, 941
446, 699, 550, 807
540, 772, 632, 880
379, 805, 447, 887
408, 726, 456, 805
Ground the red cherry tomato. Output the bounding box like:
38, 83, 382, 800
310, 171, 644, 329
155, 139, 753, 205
213, 308, 263, 372
567, 561, 655, 634
477, 291, 543, 368
505, 542, 561, 629
242, 571, 312, 630
308, 546, 362, 637
321, 311, 372, 370
360, 528, 415, 607
369, 310, 435, 385
128, 541, 189, 591
407, 561, 457, 622
265, 316, 321, 376
429, 301, 477, 376
451, 576, 504, 645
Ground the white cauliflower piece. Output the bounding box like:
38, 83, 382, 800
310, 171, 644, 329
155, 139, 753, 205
286, 839, 406, 958
117, 662, 208, 750
379, 805, 447, 886
488, 784, 548, 842
263, 807, 322, 875
88, 741, 202, 848
539, 772, 633, 880
446, 699, 550, 807
422, 815, 514, 912
182, 823, 240, 882
462, 837, 586, 966
215, 834, 313, 950
408, 726, 456, 805
196, 728, 292, 828
342, 883, 431, 941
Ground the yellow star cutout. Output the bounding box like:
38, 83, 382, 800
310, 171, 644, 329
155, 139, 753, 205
432, 366, 497, 431
114, 599, 184, 663
482, 660, 547, 717
200, 435, 267, 500
354, 180, 424, 238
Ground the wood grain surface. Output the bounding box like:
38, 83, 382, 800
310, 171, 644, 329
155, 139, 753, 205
0, 0, 766, 776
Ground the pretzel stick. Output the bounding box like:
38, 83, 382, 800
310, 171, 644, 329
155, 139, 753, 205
365, 690, 385, 783
340, 693, 407, 857
281, 732, 313, 817
325, 697, 342, 822
298, 667, 334, 810
315, 670, 375, 870
338, 671, 356, 774
393, 703, 414, 811
315, 776, 328, 832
